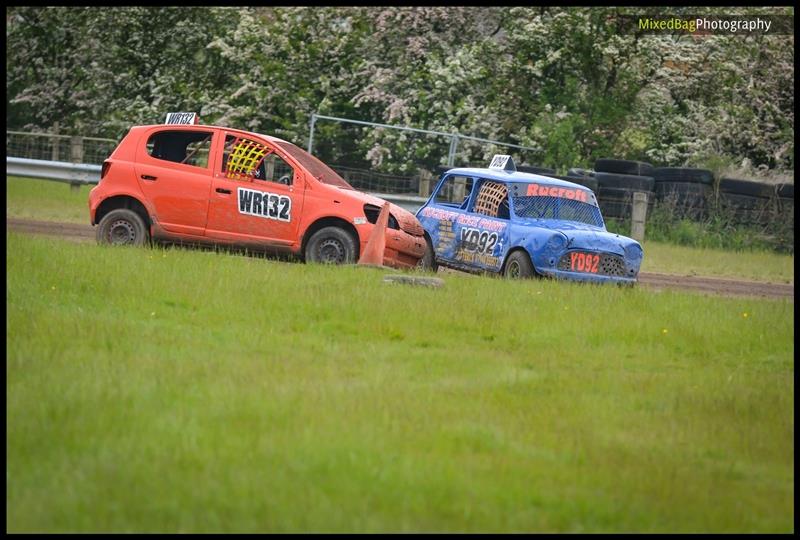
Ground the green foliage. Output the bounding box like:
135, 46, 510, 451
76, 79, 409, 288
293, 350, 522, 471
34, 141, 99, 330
5, 7, 794, 175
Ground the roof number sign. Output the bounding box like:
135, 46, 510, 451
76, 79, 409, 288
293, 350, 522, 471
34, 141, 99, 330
489, 154, 516, 172
165, 112, 199, 125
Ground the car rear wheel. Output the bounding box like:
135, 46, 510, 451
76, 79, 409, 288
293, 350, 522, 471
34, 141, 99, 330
96, 208, 149, 246
504, 250, 535, 279
305, 226, 357, 264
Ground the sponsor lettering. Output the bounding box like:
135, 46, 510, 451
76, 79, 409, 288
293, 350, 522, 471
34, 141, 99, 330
526, 183, 589, 202
459, 227, 499, 255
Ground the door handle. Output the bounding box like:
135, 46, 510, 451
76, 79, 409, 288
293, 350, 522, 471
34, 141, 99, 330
141, 174, 157, 181
216, 188, 232, 194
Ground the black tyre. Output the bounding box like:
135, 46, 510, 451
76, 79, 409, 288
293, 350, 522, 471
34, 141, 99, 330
517, 165, 556, 175
653, 167, 714, 185
594, 172, 655, 191
718, 178, 774, 199
597, 188, 655, 219
655, 182, 711, 219
566, 167, 595, 178
503, 250, 535, 279
565, 176, 599, 193
305, 226, 357, 264
594, 158, 654, 177
598, 200, 630, 219
418, 236, 438, 272
717, 193, 774, 226
96, 208, 149, 246
655, 182, 711, 206
539, 173, 599, 193
777, 183, 794, 199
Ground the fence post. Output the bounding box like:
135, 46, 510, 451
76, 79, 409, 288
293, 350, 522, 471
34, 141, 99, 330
447, 134, 459, 167
630, 191, 648, 243
51, 122, 60, 161
307, 114, 317, 154
418, 169, 431, 197
69, 135, 84, 192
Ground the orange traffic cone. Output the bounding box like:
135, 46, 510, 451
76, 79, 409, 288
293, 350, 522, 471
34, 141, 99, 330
358, 202, 389, 266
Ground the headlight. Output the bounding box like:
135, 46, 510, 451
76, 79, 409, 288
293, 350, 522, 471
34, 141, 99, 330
545, 233, 567, 252
625, 243, 643, 261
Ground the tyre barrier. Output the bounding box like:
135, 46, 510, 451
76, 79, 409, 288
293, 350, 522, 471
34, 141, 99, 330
655, 181, 712, 220
715, 192, 776, 225
653, 167, 714, 185
567, 167, 595, 178
777, 183, 793, 199
539, 173, 599, 193
715, 177, 787, 226
597, 187, 655, 220
594, 171, 655, 192
594, 158, 655, 177
718, 177, 776, 199
516, 164, 557, 175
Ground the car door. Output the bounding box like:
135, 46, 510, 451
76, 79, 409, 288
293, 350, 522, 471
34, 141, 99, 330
205, 132, 304, 248
418, 173, 476, 265
134, 127, 216, 236
454, 178, 510, 273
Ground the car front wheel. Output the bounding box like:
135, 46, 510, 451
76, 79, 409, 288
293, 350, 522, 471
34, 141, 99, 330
418, 237, 438, 272
305, 226, 357, 264
96, 208, 149, 246
504, 250, 535, 279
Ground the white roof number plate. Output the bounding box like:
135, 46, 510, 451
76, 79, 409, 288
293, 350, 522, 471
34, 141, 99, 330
489, 154, 515, 172
165, 112, 198, 125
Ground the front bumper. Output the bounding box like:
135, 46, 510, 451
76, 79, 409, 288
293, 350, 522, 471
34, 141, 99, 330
361, 228, 426, 269
540, 268, 638, 285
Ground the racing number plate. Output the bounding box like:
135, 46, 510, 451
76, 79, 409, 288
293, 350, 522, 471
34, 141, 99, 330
568, 251, 600, 273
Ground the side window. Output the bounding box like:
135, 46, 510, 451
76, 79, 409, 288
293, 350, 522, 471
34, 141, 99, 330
472, 180, 510, 219
433, 174, 475, 208
146, 130, 213, 168
221, 135, 294, 186
259, 153, 295, 186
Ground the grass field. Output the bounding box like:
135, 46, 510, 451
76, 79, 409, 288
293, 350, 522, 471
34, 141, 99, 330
6, 232, 794, 533
6, 176, 794, 283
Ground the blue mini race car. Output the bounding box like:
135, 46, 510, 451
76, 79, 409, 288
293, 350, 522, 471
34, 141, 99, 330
416, 155, 643, 284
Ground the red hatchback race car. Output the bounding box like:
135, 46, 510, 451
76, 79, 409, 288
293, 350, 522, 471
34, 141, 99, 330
89, 114, 426, 268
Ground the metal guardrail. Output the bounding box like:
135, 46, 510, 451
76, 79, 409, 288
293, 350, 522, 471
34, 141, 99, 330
7, 157, 101, 185
6, 157, 428, 212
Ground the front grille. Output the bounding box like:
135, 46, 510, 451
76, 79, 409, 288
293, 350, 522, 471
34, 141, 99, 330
557, 251, 627, 277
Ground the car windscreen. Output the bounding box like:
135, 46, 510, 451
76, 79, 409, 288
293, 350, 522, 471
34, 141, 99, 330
511, 196, 604, 227
275, 141, 353, 189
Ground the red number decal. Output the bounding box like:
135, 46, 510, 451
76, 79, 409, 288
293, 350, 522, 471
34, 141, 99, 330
591, 254, 600, 273
577, 253, 585, 271
570, 252, 578, 270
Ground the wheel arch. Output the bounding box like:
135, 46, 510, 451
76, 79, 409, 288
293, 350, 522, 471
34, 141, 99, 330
94, 195, 151, 230
300, 216, 361, 261
500, 246, 540, 276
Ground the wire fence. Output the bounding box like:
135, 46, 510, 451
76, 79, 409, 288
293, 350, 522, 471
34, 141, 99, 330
6, 131, 118, 165
329, 165, 420, 195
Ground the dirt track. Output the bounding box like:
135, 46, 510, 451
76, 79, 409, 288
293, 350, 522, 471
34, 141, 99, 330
7, 218, 794, 301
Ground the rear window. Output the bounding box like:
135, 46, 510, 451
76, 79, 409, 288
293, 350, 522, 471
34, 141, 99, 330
146, 130, 213, 168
